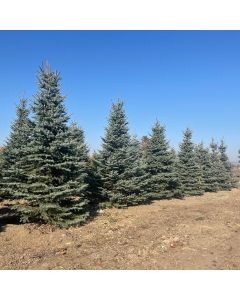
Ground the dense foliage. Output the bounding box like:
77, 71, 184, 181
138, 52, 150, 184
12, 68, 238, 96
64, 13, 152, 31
96, 101, 147, 207
144, 121, 182, 200
1, 66, 90, 227
0, 64, 235, 227
195, 142, 217, 192
0, 99, 33, 199
178, 128, 204, 196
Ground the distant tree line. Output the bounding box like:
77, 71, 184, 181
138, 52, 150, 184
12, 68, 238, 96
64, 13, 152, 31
0, 65, 235, 227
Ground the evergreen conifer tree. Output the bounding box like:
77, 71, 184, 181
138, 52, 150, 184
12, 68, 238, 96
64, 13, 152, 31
0, 98, 32, 199
218, 140, 233, 190
144, 121, 182, 200
195, 142, 219, 192
170, 147, 183, 193
69, 123, 100, 208
13, 65, 90, 227
88, 151, 103, 209
97, 101, 130, 205
208, 139, 225, 192
178, 128, 204, 196
111, 135, 148, 206
68, 122, 93, 198
97, 101, 147, 207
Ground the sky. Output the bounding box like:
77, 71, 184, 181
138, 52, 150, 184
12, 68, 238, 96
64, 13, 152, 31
0, 30, 239, 161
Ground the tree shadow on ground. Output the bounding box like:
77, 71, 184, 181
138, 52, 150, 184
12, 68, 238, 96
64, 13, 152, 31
0, 222, 7, 233
0, 206, 20, 233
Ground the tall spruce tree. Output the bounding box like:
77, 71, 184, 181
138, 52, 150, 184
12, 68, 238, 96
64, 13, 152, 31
144, 121, 182, 200
97, 101, 147, 207
0, 98, 32, 199
178, 128, 204, 196
13, 65, 90, 227
97, 101, 130, 205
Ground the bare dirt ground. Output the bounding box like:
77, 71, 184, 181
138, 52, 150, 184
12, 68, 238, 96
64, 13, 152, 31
0, 189, 240, 270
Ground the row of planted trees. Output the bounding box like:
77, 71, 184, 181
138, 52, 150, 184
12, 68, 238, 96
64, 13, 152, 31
0, 64, 235, 227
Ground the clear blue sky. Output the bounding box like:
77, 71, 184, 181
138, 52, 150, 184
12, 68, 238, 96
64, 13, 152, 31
0, 31, 239, 161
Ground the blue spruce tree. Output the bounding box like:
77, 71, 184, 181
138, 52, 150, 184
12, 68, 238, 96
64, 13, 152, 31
97, 101, 147, 207
144, 121, 182, 200
13, 64, 90, 227
209, 139, 224, 192
195, 142, 220, 192
178, 128, 204, 196
111, 135, 149, 206
218, 139, 233, 190
0, 98, 32, 199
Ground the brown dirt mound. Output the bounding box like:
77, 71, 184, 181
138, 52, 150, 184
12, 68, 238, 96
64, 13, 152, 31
1, 189, 240, 270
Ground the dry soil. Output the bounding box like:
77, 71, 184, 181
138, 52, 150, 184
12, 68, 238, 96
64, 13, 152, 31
0, 189, 240, 270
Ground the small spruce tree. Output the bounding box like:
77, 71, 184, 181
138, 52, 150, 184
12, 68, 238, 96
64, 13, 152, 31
144, 121, 182, 200
195, 142, 219, 192
68, 123, 100, 209
209, 139, 226, 192
218, 140, 233, 190
88, 151, 103, 209
111, 135, 148, 206
178, 128, 204, 196
0, 98, 32, 199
